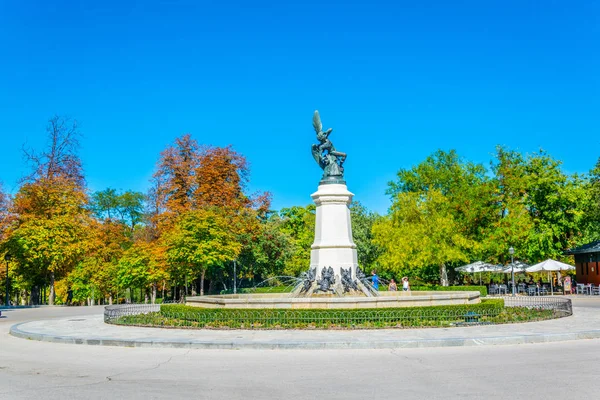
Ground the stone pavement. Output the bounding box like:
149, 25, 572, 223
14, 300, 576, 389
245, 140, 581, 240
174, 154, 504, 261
9, 299, 600, 350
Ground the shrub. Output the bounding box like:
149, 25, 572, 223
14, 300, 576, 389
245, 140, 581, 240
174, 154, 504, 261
150, 299, 505, 329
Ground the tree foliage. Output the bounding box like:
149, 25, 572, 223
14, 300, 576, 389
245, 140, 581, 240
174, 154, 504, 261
2, 117, 91, 304
3, 116, 597, 303
278, 205, 315, 277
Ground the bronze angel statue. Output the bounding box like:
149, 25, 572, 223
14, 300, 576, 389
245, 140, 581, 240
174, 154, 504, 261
311, 110, 347, 183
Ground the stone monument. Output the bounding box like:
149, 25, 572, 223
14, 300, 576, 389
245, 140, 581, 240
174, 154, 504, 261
302, 111, 374, 296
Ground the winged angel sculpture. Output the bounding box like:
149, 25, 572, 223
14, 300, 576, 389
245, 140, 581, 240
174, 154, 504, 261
311, 110, 347, 183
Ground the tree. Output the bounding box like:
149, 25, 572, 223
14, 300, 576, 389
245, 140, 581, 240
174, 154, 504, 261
486, 147, 587, 263
83, 220, 132, 304
117, 240, 168, 303
349, 201, 382, 271
522, 150, 587, 261
583, 158, 600, 241
163, 208, 241, 295
0, 183, 14, 247
387, 149, 496, 241
91, 189, 146, 235
373, 190, 473, 285
117, 191, 146, 233
0, 183, 13, 303
2, 116, 91, 305
483, 147, 534, 263
5, 178, 92, 303
236, 212, 293, 283
278, 205, 316, 277
194, 146, 251, 209
90, 188, 119, 220
382, 150, 492, 283
22, 116, 84, 186
151, 134, 200, 230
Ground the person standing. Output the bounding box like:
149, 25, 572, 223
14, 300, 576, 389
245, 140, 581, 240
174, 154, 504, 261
402, 277, 410, 292
371, 270, 380, 290
388, 279, 398, 291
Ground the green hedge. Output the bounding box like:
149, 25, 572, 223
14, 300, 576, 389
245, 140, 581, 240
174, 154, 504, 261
139, 299, 505, 329
411, 285, 488, 297
111, 298, 563, 329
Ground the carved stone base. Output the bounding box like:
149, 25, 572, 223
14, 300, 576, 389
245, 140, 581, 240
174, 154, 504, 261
309, 183, 364, 293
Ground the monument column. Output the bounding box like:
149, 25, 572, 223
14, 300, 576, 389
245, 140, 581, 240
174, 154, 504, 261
310, 183, 358, 281
302, 109, 375, 296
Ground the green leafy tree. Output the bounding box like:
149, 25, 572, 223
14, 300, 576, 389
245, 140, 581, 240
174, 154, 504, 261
374, 190, 473, 285
575, 158, 600, 244
382, 150, 491, 283
486, 147, 587, 263
117, 241, 168, 303
387, 149, 496, 241
349, 201, 382, 271
279, 205, 315, 277
163, 208, 241, 295
236, 212, 293, 284
91, 189, 146, 235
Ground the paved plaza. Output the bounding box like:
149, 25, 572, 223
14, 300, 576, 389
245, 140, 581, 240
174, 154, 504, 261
7, 299, 600, 349
0, 297, 599, 399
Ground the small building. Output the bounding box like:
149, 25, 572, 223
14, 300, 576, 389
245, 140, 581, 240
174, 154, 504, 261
565, 240, 600, 285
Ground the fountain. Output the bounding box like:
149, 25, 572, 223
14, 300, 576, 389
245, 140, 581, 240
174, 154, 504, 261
186, 111, 480, 309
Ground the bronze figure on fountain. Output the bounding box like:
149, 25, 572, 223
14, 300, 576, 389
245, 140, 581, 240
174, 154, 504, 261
311, 110, 347, 185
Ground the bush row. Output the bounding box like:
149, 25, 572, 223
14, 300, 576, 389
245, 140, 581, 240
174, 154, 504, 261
150, 299, 505, 329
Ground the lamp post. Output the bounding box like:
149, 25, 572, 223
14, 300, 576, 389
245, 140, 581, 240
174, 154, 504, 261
233, 260, 237, 295
509, 247, 515, 297
4, 253, 11, 307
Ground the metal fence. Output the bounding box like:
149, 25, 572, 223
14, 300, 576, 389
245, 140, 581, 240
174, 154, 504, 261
104, 296, 572, 329
502, 295, 572, 317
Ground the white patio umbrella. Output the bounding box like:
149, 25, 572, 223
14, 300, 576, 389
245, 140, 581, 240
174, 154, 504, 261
456, 261, 503, 285
526, 259, 575, 295
502, 261, 530, 274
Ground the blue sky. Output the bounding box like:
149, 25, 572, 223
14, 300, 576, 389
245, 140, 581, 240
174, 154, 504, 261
1, 0, 598, 214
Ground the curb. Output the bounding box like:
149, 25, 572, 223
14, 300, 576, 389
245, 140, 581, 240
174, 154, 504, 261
9, 321, 600, 350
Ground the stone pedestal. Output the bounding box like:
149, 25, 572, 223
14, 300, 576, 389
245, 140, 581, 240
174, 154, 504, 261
309, 183, 359, 288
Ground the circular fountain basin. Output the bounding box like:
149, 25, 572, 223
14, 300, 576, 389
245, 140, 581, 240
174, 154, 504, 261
186, 291, 481, 309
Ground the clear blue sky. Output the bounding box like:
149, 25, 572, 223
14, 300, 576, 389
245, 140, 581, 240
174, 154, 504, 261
1, 0, 598, 214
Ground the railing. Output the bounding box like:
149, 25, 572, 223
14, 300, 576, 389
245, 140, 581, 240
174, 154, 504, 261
104, 303, 160, 323
502, 295, 572, 317
104, 296, 572, 329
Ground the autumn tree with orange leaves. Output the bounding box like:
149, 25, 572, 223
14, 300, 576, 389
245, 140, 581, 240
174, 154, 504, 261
149, 134, 275, 296
2, 117, 93, 305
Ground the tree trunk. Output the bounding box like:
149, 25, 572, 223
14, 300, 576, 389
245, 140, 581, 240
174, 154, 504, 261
109, 294, 113, 305
200, 269, 206, 296
440, 263, 449, 287
151, 283, 157, 304
49, 272, 56, 305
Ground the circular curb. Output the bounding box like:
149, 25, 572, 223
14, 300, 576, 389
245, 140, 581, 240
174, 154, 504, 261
9, 321, 600, 350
